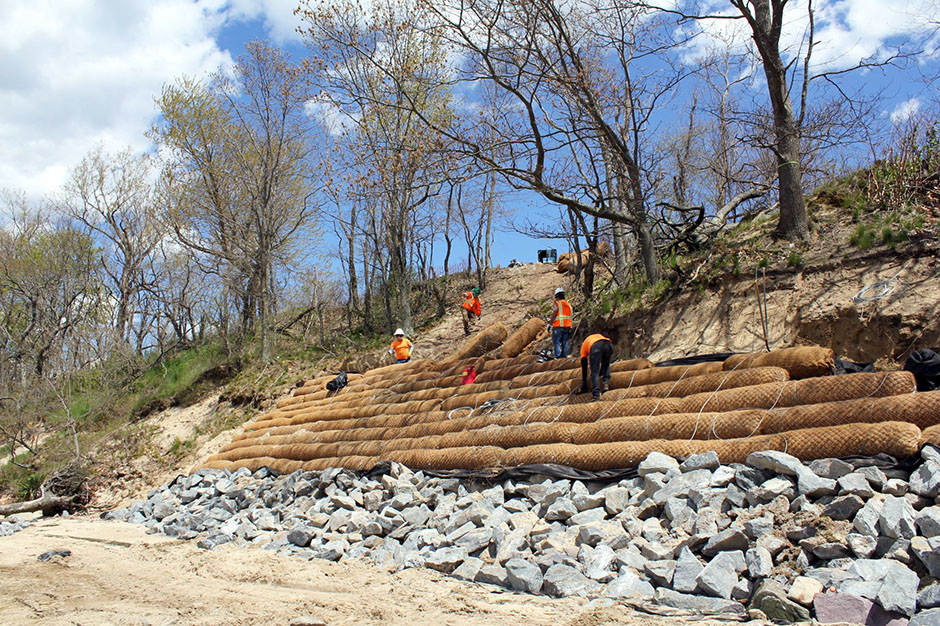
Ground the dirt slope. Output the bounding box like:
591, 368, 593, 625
604, 244, 940, 365
400, 262, 565, 361
0, 516, 745, 626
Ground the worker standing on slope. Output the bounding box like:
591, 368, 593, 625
579, 333, 613, 401
548, 287, 573, 358
461, 287, 482, 335
388, 328, 413, 363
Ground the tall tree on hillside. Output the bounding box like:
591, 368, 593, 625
387, 0, 694, 284
152, 42, 318, 362
300, 0, 455, 334
62, 146, 164, 348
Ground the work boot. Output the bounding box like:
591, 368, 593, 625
600, 378, 609, 393
592, 392, 601, 402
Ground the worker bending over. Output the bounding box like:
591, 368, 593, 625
461, 287, 482, 335
549, 287, 573, 358
580, 333, 613, 401
388, 328, 413, 363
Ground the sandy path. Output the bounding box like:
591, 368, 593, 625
0, 516, 751, 626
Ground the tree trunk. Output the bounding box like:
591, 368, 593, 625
0, 494, 74, 516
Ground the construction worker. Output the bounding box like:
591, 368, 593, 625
549, 287, 573, 358
388, 328, 413, 363
461, 287, 481, 335
580, 333, 613, 401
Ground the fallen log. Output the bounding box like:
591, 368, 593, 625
0, 494, 74, 517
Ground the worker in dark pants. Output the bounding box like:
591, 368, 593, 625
579, 333, 613, 401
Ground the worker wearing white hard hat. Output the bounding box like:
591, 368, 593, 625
389, 328, 413, 363
549, 287, 573, 358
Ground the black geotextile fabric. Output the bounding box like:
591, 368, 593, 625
905, 349, 940, 391
654, 353, 735, 367
835, 359, 876, 375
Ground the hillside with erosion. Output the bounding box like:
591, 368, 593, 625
3, 171, 940, 625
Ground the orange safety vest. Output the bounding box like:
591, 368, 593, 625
580, 333, 611, 359
552, 299, 572, 328
390, 337, 412, 360
462, 292, 481, 316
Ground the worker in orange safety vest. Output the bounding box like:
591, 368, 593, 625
461, 287, 481, 335
388, 328, 413, 363
580, 333, 613, 401
548, 287, 573, 358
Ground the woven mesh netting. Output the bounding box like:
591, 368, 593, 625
442, 324, 510, 364
922, 425, 940, 447
200, 332, 935, 474
723, 346, 836, 379
499, 318, 546, 359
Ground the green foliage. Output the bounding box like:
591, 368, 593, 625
131, 343, 227, 416
850, 224, 875, 250
16, 471, 44, 500
787, 251, 803, 267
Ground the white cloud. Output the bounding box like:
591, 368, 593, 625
890, 97, 922, 124
226, 0, 306, 43
0, 0, 243, 200
689, 0, 938, 72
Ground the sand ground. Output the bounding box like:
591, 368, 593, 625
0, 515, 761, 626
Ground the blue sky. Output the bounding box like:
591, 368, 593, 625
1, 0, 936, 269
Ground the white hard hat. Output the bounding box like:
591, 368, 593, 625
554, 288, 565, 296
394, 328, 405, 336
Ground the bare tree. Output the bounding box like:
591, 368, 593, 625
152, 42, 319, 361
62, 145, 164, 347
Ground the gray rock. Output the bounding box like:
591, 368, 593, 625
584, 544, 616, 582
752, 477, 795, 502
710, 465, 736, 487
814, 542, 852, 561
881, 496, 917, 539
702, 528, 749, 557
544, 498, 577, 521
425, 547, 467, 573
542, 564, 600, 598
743, 516, 774, 540
732, 578, 752, 601
911, 536, 940, 578
746, 546, 773, 579
918, 507, 940, 538
568, 507, 607, 526
911, 461, 940, 498
152, 502, 175, 520
314, 539, 348, 561
911, 608, 940, 626
855, 498, 886, 536
505, 558, 543, 594
848, 533, 878, 558
809, 458, 855, 480
884, 479, 909, 497
452, 556, 483, 581
840, 472, 877, 498
750, 581, 811, 622
603, 487, 630, 515
797, 471, 838, 498
475, 563, 509, 587
196, 533, 233, 550
846, 559, 919, 616
814, 592, 908, 626
673, 546, 705, 594
602, 570, 655, 600
681, 451, 720, 472
697, 552, 740, 599
638, 452, 680, 477
857, 466, 889, 490
287, 529, 314, 547
746, 450, 806, 476
824, 494, 866, 520
920, 583, 940, 610
643, 559, 676, 586
654, 588, 745, 615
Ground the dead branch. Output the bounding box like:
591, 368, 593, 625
0, 494, 74, 517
